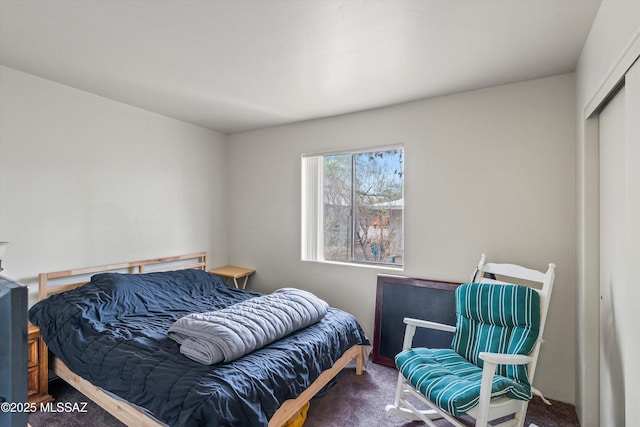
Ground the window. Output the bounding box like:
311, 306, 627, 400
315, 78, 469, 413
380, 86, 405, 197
302, 146, 403, 267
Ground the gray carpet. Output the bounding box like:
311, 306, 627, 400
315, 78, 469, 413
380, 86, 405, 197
305, 362, 580, 427
29, 361, 580, 426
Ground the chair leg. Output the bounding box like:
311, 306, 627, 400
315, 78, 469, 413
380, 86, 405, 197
513, 401, 529, 427
385, 373, 446, 424
393, 371, 408, 407
385, 374, 421, 420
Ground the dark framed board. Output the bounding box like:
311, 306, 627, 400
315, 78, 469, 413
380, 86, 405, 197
373, 274, 461, 367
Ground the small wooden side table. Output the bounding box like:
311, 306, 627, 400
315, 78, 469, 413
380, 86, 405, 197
209, 266, 255, 289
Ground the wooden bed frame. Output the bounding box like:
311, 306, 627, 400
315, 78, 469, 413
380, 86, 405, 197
37, 252, 366, 427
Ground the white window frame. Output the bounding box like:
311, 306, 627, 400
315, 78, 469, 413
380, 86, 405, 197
301, 145, 404, 269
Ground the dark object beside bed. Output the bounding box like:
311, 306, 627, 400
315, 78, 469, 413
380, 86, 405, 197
373, 274, 459, 367
29, 269, 368, 427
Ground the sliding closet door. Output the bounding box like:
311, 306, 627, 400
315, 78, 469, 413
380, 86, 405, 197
623, 61, 640, 421
599, 59, 640, 426
599, 85, 625, 427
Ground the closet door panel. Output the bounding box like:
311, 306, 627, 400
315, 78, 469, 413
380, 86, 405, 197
622, 60, 640, 424
599, 59, 640, 427
598, 85, 626, 427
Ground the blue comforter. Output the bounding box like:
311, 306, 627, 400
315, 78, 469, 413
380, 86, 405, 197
29, 269, 368, 426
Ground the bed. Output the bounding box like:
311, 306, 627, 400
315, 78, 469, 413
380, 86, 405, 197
29, 252, 369, 427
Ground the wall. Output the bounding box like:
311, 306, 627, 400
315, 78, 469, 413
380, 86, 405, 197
0, 66, 229, 305
575, 1, 640, 425
227, 74, 577, 403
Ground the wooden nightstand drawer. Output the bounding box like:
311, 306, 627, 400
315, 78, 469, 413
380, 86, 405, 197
27, 323, 53, 404
27, 337, 39, 367
27, 366, 39, 397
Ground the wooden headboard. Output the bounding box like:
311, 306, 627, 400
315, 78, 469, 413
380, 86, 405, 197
38, 252, 207, 300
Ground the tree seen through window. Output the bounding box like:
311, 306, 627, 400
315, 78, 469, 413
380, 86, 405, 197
323, 148, 403, 266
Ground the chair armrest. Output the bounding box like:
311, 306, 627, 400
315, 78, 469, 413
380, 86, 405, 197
475, 352, 534, 422
479, 352, 533, 365
403, 317, 456, 333
400, 318, 456, 351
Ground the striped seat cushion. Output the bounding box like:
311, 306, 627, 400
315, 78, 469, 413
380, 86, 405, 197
396, 348, 532, 416
395, 283, 541, 416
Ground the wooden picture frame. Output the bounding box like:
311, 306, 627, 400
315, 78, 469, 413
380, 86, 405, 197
373, 274, 461, 367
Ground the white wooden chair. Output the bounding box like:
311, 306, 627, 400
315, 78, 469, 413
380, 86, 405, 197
385, 254, 555, 427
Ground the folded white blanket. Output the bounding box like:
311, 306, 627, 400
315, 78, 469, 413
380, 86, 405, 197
167, 288, 329, 365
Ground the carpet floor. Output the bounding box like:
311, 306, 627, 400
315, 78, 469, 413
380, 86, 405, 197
29, 361, 580, 426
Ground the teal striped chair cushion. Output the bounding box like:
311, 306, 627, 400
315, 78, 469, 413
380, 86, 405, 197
395, 283, 541, 416
452, 283, 540, 384
396, 348, 533, 417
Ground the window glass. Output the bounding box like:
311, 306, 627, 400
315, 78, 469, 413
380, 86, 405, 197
303, 146, 403, 268
323, 153, 352, 262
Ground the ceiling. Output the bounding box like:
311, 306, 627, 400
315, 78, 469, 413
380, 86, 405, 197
0, 0, 601, 135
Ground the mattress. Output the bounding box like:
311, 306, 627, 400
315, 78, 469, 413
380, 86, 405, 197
29, 269, 368, 426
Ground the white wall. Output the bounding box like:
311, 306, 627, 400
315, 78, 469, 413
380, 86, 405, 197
227, 74, 577, 403
575, 1, 640, 425
0, 66, 229, 304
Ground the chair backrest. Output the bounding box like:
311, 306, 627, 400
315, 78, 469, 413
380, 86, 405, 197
452, 282, 541, 385
459, 254, 556, 384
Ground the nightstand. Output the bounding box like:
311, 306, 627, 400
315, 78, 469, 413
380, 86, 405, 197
209, 266, 255, 289
27, 323, 53, 404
